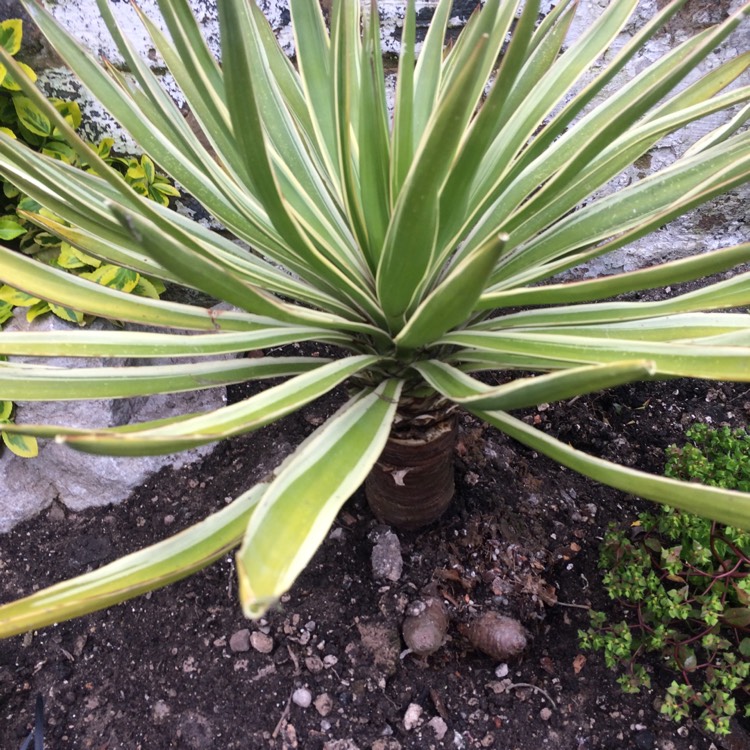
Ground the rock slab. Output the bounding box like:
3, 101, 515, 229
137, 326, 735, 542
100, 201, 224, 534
0, 310, 229, 532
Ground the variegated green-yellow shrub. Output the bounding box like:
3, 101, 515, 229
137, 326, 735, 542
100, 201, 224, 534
0, 0, 748, 637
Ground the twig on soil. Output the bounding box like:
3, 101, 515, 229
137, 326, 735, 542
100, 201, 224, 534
286, 644, 301, 675
507, 682, 557, 709
555, 601, 591, 610
271, 693, 292, 739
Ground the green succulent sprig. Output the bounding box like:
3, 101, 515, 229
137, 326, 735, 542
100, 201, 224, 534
0, 0, 748, 636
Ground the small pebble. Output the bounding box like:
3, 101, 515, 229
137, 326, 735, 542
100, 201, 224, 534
427, 716, 448, 740
305, 655, 324, 674
250, 631, 274, 654
371, 530, 403, 582
229, 629, 250, 653
314, 692, 333, 717
371, 740, 402, 750
495, 663, 509, 678
403, 702, 423, 731
540, 707, 552, 721
323, 654, 338, 668
292, 687, 312, 708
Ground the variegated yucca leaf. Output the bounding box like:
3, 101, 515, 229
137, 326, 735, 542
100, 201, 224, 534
0, 0, 749, 637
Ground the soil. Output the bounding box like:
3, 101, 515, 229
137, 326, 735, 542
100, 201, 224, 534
1, 362, 750, 749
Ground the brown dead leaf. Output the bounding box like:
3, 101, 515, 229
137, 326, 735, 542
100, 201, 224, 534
539, 656, 555, 675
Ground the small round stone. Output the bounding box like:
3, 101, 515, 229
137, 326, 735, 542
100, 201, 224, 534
292, 687, 312, 708
250, 631, 274, 654
228, 629, 250, 653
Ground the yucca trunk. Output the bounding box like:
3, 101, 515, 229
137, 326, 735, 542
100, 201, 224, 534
365, 398, 458, 529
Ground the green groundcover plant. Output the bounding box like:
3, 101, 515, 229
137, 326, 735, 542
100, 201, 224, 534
0, 0, 750, 637
580, 424, 750, 736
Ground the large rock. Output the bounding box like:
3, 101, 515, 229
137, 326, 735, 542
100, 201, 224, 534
0, 310, 230, 532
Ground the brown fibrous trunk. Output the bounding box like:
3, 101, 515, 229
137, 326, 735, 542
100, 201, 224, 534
365, 408, 458, 530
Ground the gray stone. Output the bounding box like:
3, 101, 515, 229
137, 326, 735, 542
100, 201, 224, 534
371, 529, 403, 581
229, 629, 251, 653
0, 310, 230, 532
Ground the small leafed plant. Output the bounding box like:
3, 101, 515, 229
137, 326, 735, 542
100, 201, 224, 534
0, 0, 750, 637
0, 18, 173, 329
580, 424, 750, 736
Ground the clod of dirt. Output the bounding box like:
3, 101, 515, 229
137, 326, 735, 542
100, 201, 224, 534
403, 702, 423, 730
401, 588, 449, 656
370, 528, 403, 581
356, 618, 402, 676
458, 612, 529, 661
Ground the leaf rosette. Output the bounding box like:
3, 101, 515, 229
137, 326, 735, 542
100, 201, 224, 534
0, 0, 749, 636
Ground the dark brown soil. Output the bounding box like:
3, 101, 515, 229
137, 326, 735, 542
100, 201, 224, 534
1, 372, 749, 750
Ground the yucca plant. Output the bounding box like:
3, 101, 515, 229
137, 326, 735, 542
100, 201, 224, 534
0, 0, 750, 638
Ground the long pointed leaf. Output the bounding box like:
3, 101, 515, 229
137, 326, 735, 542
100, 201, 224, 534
443, 331, 750, 381
377, 33, 490, 326
0, 357, 324, 400
53, 356, 382, 456
0, 245, 265, 331
0, 328, 347, 358
414, 359, 656, 411
474, 409, 750, 529
395, 234, 507, 351
236, 379, 402, 617
481, 243, 750, 308
0, 483, 268, 638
